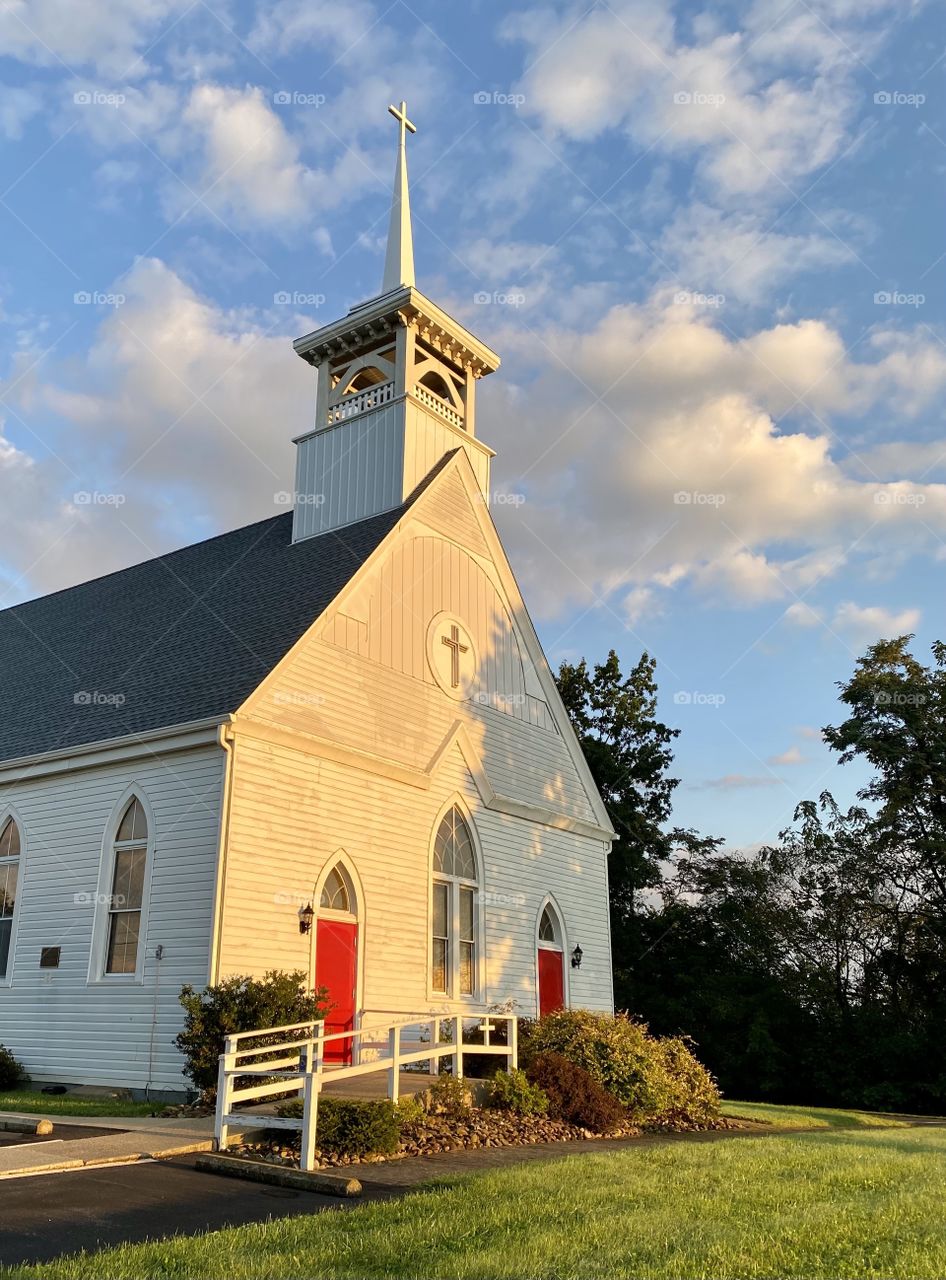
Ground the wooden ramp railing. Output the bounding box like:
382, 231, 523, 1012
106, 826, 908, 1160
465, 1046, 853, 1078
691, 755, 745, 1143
215, 1012, 518, 1170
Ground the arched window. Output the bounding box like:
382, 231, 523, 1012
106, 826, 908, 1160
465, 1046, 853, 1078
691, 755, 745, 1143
538, 905, 560, 946
320, 865, 352, 914
432, 805, 478, 998
105, 798, 148, 975
0, 817, 20, 979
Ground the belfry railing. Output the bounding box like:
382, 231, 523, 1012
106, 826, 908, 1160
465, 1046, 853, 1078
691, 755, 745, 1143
215, 1012, 518, 1171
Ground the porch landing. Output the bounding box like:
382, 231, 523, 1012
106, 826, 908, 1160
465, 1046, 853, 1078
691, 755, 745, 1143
320, 1069, 438, 1101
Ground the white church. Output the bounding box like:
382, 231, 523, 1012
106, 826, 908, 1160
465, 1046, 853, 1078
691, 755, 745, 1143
0, 104, 615, 1096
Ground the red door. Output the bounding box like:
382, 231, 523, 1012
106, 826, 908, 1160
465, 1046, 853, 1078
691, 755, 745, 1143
315, 919, 358, 1064
538, 947, 565, 1016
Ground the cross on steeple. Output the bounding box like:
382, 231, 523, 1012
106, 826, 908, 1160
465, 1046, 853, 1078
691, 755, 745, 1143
388, 100, 416, 147
382, 99, 416, 293
441, 624, 469, 689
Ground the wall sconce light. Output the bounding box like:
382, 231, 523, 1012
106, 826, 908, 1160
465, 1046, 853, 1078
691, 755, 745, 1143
571, 943, 583, 970
299, 902, 314, 935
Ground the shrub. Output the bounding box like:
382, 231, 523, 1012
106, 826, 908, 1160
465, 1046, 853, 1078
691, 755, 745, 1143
395, 1095, 426, 1126
525, 1052, 625, 1133
0, 1044, 26, 1090
485, 1068, 549, 1116
275, 1097, 400, 1158
427, 1072, 473, 1118
521, 1009, 721, 1125
176, 970, 330, 1091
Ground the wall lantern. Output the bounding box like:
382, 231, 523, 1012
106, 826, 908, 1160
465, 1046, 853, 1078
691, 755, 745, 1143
571, 943, 583, 970
299, 902, 314, 935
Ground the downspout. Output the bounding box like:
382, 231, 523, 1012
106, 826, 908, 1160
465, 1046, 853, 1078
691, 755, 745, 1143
208, 720, 237, 986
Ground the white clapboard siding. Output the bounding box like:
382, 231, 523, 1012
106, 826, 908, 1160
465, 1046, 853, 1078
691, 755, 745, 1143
224, 487, 613, 1015
0, 746, 224, 1091
218, 732, 612, 1016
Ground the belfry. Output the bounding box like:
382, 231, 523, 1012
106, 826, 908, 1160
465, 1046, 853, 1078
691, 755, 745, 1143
291, 101, 501, 541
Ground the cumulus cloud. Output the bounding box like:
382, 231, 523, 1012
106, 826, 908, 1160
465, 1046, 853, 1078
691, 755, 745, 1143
2, 258, 312, 597
505, 0, 885, 200
785, 599, 922, 644
481, 295, 946, 619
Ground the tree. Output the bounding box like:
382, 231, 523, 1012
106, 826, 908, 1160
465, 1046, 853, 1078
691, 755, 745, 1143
555, 649, 720, 950
824, 637, 946, 915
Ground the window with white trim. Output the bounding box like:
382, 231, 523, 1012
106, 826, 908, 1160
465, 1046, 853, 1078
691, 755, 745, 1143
432, 806, 478, 998
0, 818, 20, 979
105, 798, 147, 975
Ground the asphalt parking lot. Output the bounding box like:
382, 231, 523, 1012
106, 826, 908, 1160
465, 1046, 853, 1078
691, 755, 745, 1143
0, 1155, 360, 1267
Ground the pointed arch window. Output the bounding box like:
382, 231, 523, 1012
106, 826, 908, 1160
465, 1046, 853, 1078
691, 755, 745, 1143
320, 865, 352, 914
0, 818, 20, 979
105, 798, 148, 975
538, 905, 559, 946
432, 806, 479, 998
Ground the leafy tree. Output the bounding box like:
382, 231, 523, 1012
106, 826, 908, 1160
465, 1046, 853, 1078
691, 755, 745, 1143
556, 650, 720, 926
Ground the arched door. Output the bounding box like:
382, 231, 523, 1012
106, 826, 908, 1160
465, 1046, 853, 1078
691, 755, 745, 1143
537, 902, 566, 1016
315, 864, 359, 1065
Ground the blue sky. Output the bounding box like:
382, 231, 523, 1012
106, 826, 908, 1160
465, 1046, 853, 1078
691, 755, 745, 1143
0, 0, 943, 849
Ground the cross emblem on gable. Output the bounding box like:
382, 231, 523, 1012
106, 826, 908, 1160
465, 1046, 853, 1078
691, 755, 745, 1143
441, 624, 469, 689
427, 614, 476, 700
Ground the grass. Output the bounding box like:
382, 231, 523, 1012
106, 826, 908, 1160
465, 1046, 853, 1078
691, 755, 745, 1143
0, 1090, 158, 1118
7, 1119, 946, 1278
720, 1099, 912, 1130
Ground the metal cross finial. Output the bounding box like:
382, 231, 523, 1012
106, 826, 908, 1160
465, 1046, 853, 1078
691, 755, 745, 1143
388, 100, 416, 148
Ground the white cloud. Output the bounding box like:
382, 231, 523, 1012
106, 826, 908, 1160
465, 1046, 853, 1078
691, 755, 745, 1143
767, 746, 806, 765
1, 258, 312, 597
506, 0, 885, 201
832, 601, 921, 642
481, 295, 946, 618
695, 774, 782, 790
0, 86, 42, 138
0, 0, 193, 78
658, 204, 854, 304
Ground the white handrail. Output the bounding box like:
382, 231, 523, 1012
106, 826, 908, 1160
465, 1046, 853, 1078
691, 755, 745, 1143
215, 1011, 519, 1171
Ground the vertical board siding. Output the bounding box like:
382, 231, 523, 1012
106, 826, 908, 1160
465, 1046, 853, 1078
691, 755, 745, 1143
403, 401, 491, 500
292, 408, 404, 540
0, 747, 224, 1090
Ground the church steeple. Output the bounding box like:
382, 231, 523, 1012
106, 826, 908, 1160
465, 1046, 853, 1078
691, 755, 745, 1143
290, 101, 500, 543
381, 101, 415, 293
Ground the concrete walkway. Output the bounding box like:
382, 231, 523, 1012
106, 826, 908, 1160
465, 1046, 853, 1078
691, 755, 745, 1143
0, 1112, 214, 1177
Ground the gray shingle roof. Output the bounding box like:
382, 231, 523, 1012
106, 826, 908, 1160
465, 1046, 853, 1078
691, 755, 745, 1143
0, 503, 407, 763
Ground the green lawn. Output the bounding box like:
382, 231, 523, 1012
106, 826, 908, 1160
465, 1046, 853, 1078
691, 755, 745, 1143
720, 1099, 911, 1130
0, 1091, 158, 1118
9, 1121, 946, 1278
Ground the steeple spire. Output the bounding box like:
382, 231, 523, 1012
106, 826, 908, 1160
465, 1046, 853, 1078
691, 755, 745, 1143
382, 100, 416, 293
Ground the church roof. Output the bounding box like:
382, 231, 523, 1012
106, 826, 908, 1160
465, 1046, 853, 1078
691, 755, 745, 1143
0, 499, 416, 764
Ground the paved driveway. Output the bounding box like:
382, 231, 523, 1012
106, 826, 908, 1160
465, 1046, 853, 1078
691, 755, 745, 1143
0, 1156, 360, 1267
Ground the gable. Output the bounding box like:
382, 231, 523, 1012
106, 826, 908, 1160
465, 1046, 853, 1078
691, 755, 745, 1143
241, 452, 615, 837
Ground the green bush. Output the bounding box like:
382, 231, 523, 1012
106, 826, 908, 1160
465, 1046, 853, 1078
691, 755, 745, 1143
427, 1072, 473, 1118
521, 1009, 720, 1125
176, 970, 330, 1091
0, 1044, 26, 1089
394, 1095, 426, 1126
525, 1051, 625, 1132
275, 1097, 400, 1158
485, 1068, 549, 1116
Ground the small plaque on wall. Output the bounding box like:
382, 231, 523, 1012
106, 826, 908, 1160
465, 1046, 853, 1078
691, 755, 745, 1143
39, 947, 61, 969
